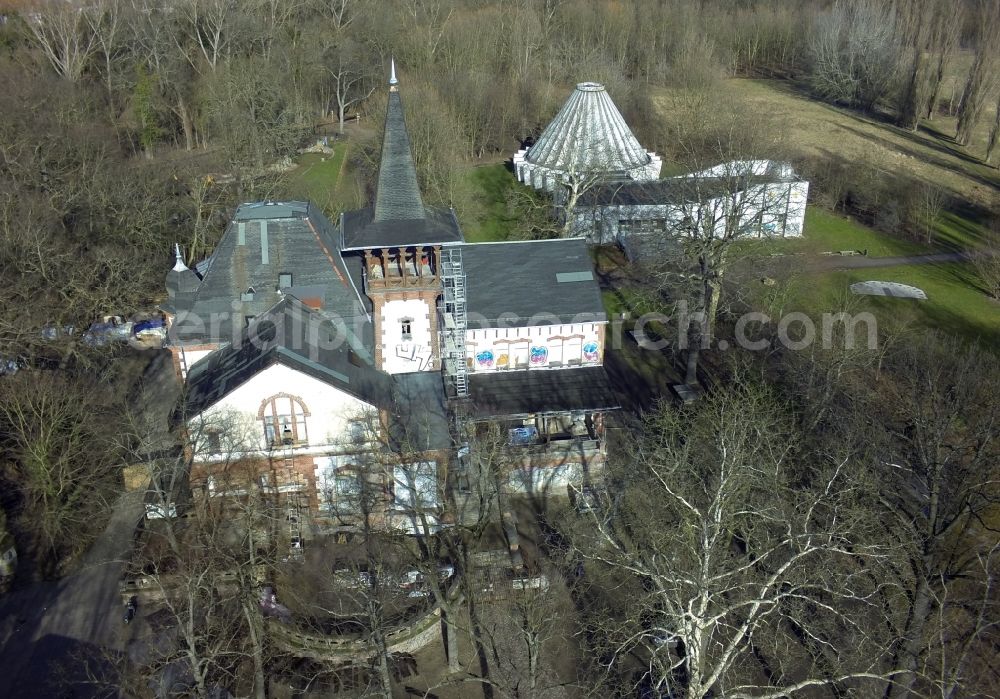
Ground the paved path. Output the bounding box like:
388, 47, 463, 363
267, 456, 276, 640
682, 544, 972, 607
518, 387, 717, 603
0, 490, 145, 698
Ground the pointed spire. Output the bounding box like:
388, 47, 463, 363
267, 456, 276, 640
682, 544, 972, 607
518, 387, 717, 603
173, 243, 189, 272
389, 57, 398, 89
373, 63, 425, 223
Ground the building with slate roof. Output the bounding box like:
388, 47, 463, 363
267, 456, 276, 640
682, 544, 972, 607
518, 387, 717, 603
513, 82, 662, 191
513, 83, 808, 250
572, 160, 809, 248
161, 65, 620, 535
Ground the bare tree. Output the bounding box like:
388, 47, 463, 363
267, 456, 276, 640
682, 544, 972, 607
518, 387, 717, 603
956, 0, 1000, 147
570, 380, 895, 699
922, 0, 965, 119
21, 0, 101, 82
647, 101, 795, 386
973, 230, 1000, 299
86, 0, 130, 108
873, 337, 1000, 699
174, 0, 238, 74
0, 372, 124, 573
323, 38, 376, 134
476, 562, 576, 699
926, 540, 1000, 699
914, 181, 946, 244
806, 0, 901, 112
112, 409, 279, 699
317, 0, 369, 31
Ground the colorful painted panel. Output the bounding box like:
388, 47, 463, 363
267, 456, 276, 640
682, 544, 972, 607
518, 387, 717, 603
475, 350, 495, 369
529, 346, 548, 365
583, 341, 599, 362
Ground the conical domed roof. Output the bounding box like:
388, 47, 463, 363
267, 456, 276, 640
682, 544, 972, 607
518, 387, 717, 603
525, 83, 652, 173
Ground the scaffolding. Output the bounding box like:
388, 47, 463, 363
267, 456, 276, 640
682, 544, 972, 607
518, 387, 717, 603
440, 246, 468, 397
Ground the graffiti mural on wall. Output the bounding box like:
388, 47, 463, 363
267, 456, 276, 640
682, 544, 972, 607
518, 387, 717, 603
476, 350, 495, 369
583, 342, 599, 362
529, 346, 548, 365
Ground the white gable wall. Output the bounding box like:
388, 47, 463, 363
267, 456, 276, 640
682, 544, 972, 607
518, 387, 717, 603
381, 298, 434, 374
194, 363, 376, 452
178, 347, 217, 380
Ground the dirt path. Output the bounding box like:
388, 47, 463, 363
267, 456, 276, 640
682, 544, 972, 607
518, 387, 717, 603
804, 250, 989, 271
0, 490, 145, 698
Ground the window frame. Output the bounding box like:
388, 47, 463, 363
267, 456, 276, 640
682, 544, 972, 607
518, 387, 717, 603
258, 394, 311, 447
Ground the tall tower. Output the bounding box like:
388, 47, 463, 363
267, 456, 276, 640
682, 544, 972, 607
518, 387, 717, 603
340, 60, 465, 375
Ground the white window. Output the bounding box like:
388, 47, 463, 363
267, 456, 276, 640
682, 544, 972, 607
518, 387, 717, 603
565, 338, 582, 364
512, 342, 530, 367
400, 317, 413, 342
205, 429, 222, 454
260, 395, 309, 446
548, 339, 563, 366
348, 419, 367, 445
335, 473, 361, 498
393, 462, 438, 510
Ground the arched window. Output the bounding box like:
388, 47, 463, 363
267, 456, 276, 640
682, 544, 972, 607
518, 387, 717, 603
258, 394, 310, 447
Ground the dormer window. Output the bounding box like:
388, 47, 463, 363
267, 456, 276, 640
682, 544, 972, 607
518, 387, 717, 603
241, 287, 255, 302
400, 317, 413, 342
278, 273, 292, 289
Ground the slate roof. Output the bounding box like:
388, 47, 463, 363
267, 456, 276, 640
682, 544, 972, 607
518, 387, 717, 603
466, 367, 619, 418
461, 238, 607, 328
182, 297, 451, 451
375, 90, 425, 222
183, 297, 392, 417
390, 372, 452, 451
578, 176, 788, 207
526, 82, 652, 173
168, 201, 371, 348
340, 206, 464, 250
339, 83, 466, 250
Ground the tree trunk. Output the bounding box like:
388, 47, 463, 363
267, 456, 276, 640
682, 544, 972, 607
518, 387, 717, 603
684, 322, 701, 387
445, 615, 462, 674
178, 95, 195, 152
898, 47, 925, 131
924, 51, 947, 119
242, 602, 267, 699
884, 573, 933, 699
526, 630, 539, 696
373, 629, 394, 699
985, 93, 1000, 164
956, 50, 990, 146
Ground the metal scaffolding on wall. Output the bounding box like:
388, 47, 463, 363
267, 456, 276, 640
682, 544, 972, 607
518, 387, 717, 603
439, 246, 468, 398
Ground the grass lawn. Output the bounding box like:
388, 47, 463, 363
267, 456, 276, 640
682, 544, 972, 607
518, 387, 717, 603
779, 261, 1000, 347
286, 143, 360, 215
458, 163, 525, 242
934, 209, 991, 251
775, 208, 929, 257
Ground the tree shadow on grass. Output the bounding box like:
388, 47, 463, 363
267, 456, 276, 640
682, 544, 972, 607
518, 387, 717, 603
836, 122, 1000, 194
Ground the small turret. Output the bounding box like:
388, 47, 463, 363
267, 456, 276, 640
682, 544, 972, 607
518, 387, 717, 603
166, 243, 201, 298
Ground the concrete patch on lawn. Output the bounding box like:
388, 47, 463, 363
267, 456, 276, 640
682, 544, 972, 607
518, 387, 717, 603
850, 281, 928, 299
